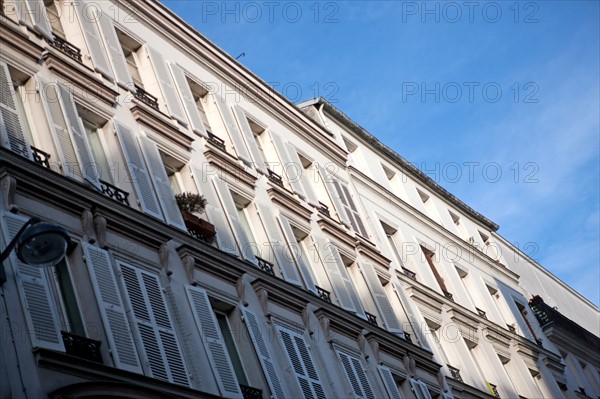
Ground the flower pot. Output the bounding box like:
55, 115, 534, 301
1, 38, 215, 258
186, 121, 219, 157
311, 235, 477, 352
181, 211, 216, 240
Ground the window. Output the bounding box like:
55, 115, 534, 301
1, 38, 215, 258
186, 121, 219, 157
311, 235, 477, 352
378, 365, 405, 399
80, 112, 113, 184
360, 262, 403, 334
233, 194, 260, 258
410, 379, 433, 399
248, 118, 268, 167
331, 178, 369, 237
47, 257, 85, 337
45, 0, 65, 38
0, 61, 33, 160
116, 30, 144, 89
336, 348, 375, 399
421, 245, 451, 298
449, 210, 468, 239
187, 80, 213, 134
515, 301, 540, 343
216, 312, 248, 386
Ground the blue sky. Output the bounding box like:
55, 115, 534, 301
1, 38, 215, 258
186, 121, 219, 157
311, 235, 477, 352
162, 1, 600, 307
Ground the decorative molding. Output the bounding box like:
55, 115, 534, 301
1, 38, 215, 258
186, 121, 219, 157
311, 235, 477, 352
369, 339, 381, 365
181, 254, 196, 285
317, 216, 357, 252
204, 148, 257, 190
267, 186, 313, 222
1, 173, 18, 212
250, 278, 309, 315
357, 333, 367, 358
301, 307, 313, 336
319, 316, 332, 344
131, 104, 194, 151
93, 215, 107, 249
403, 353, 417, 377
236, 278, 247, 306
0, 20, 45, 67
159, 243, 171, 276
81, 210, 96, 244
256, 287, 270, 320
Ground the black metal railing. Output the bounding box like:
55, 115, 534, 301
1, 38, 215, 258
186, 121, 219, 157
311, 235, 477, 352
31, 146, 51, 169
318, 202, 330, 217
443, 290, 454, 301
365, 312, 378, 326
99, 179, 130, 207
50, 35, 82, 62
207, 131, 227, 151
507, 324, 516, 333
402, 267, 416, 280
447, 365, 463, 382
476, 307, 487, 319
256, 256, 275, 276
133, 84, 159, 110
240, 384, 263, 399
61, 331, 102, 363
267, 169, 284, 187
488, 382, 500, 398
403, 332, 412, 343
315, 286, 331, 303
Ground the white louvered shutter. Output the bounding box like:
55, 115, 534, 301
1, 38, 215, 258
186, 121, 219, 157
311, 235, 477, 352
138, 136, 186, 230
24, 0, 53, 40
277, 215, 318, 293
360, 262, 403, 334
57, 84, 101, 190
190, 166, 238, 255
378, 366, 404, 399
242, 308, 285, 399
114, 122, 163, 220
38, 79, 82, 180
232, 106, 268, 174
170, 64, 207, 137
410, 379, 432, 399
146, 46, 187, 124
333, 179, 368, 237
287, 145, 320, 206
368, 211, 394, 261
392, 281, 431, 351
0, 61, 31, 159
83, 244, 142, 373
95, 11, 132, 86
336, 350, 375, 399
185, 286, 243, 398
256, 203, 302, 285
270, 131, 305, 197
213, 96, 252, 164
1, 213, 64, 351
276, 326, 326, 399
316, 163, 351, 226
212, 178, 257, 263
118, 262, 190, 386
73, 1, 113, 80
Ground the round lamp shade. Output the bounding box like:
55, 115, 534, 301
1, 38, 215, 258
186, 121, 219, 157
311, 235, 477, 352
16, 223, 69, 267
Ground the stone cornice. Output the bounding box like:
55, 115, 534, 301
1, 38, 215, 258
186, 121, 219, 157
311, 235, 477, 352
203, 147, 257, 190
176, 242, 245, 286
131, 103, 194, 151
356, 236, 391, 269
251, 278, 310, 315
317, 216, 356, 252
267, 186, 313, 223
0, 19, 44, 68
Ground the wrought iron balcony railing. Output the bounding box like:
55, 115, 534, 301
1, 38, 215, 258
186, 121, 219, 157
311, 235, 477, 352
507, 324, 516, 333
61, 331, 102, 363
476, 307, 487, 319
207, 131, 227, 151
402, 267, 416, 280
318, 202, 330, 217
488, 382, 500, 398
50, 35, 83, 63
31, 146, 51, 169
267, 168, 284, 187
240, 384, 262, 399
255, 256, 275, 276
99, 179, 130, 207
365, 312, 378, 326
315, 286, 332, 303
133, 84, 159, 110
403, 332, 412, 343
442, 290, 454, 301
447, 365, 463, 382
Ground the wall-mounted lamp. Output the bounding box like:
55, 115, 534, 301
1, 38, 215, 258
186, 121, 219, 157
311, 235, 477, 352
0, 217, 70, 286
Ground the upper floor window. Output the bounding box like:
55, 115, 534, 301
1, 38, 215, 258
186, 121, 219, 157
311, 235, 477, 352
116, 30, 144, 89
45, 0, 65, 39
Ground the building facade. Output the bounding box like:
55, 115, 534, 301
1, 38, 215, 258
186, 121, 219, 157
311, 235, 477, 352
0, 1, 598, 398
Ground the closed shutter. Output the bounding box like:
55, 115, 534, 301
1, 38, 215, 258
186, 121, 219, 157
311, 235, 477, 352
39, 79, 82, 180
0, 61, 31, 159
333, 180, 368, 237
212, 178, 257, 264
185, 286, 243, 399
287, 144, 320, 206
242, 308, 285, 399
0, 213, 64, 351
378, 365, 404, 399
360, 262, 403, 334
138, 136, 186, 230
114, 121, 163, 220
73, 1, 113, 80
95, 12, 132, 86
118, 262, 190, 386
277, 215, 318, 293
170, 65, 208, 137
83, 244, 142, 373
410, 379, 433, 399
276, 325, 326, 399
213, 96, 252, 164
232, 106, 268, 174
146, 46, 187, 124
57, 84, 101, 190
24, 0, 53, 40
316, 163, 351, 227
190, 166, 238, 255
256, 203, 302, 285
392, 281, 431, 351
336, 349, 375, 399
270, 131, 306, 197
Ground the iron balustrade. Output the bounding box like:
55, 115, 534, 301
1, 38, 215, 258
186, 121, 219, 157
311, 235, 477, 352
488, 382, 500, 398
476, 307, 488, 319
61, 331, 102, 363
133, 84, 159, 110
240, 384, 262, 399
50, 35, 83, 62
255, 256, 275, 276
507, 324, 516, 333
31, 146, 51, 169
365, 312, 378, 326
99, 179, 130, 207
318, 202, 331, 217
315, 286, 332, 303
207, 131, 227, 151
402, 267, 417, 280
447, 365, 463, 382
267, 169, 284, 187
443, 290, 454, 301
403, 332, 412, 343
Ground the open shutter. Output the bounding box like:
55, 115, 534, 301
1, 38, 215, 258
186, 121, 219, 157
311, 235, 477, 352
213, 96, 252, 164
185, 286, 243, 399
1, 213, 64, 351
336, 349, 375, 399
39, 79, 82, 180
316, 163, 351, 226
0, 61, 31, 159
277, 215, 318, 293
24, 0, 53, 40
138, 136, 186, 230
212, 178, 257, 264
190, 166, 238, 255
378, 366, 404, 399
242, 308, 285, 399
270, 131, 306, 197
57, 84, 101, 189
333, 179, 368, 237
232, 106, 268, 174
95, 12, 132, 86
368, 211, 394, 261
73, 1, 113, 80
256, 203, 302, 285
287, 145, 320, 206
170, 65, 208, 137
360, 262, 403, 334
392, 281, 431, 350
83, 244, 142, 373
276, 326, 326, 399
146, 46, 187, 124
118, 262, 190, 386
410, 380, 433, 399
114, 122, 163, 220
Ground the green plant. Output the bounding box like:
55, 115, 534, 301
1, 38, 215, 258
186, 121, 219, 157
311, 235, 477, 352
175, 192, 207, 213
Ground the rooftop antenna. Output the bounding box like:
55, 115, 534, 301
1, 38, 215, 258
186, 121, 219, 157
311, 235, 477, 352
235, 52, 246, 60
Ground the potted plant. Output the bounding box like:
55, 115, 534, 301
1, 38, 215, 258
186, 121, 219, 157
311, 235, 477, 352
175, 192, 215, 240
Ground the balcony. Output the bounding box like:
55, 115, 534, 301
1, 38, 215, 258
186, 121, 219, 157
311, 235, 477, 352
318, 202, 331, 217
403, 332, 412, 343
50, 35, 83, 63
207, 131, 227, 152
365, 311, 378, 326
133, 84, 159, 110
99, 179, 130, 207
31, 146, 51, 169
476, 307, 487, 319
402, 267, 416, 280
315, 286, 332, 303
447, 364, 463, 382
181, 211, 216, 242
61, 331, 102, 363
240, 384, 262, 399
256, 256, 275, 276
442, 290, 454, 301
267, 168, 284, 187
